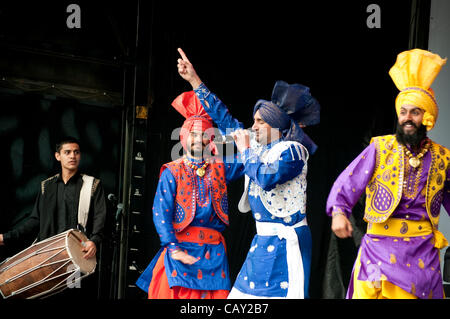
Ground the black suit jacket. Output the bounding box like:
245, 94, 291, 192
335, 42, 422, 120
3, 173, 106, 248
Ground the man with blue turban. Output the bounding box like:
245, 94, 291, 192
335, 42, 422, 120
177, 48, 320, 298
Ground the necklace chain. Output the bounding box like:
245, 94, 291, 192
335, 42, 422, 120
403, 139, 430, 168
184, 156, 209, 177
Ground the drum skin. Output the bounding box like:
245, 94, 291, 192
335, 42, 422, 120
0, 229, 96, 299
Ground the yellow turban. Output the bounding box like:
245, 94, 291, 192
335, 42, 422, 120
389, 49, 446, 131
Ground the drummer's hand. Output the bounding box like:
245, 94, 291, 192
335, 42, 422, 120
171, 250, 199, 265
82, 240, 97, 259
0, 234, 4, 246
177, 48, 202, 89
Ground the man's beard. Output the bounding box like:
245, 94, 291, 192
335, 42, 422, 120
395, 121, 427, 148
188, 142, 208, 158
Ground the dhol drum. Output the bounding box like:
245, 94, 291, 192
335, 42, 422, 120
0, 229, 96, 299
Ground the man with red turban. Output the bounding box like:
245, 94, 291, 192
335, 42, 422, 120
136, 86, 244, 299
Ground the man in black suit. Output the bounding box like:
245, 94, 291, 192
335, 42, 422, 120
0, 137, 107, 297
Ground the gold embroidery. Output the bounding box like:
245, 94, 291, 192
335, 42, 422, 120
92, 178, 100, 195
402, 155, 424, 199
389, 254, 397, 264
438, 159, 445, 170
385, 141, 393, 151
385, 153, 394, 166
420, 187, 427, 197
436, 174, 443, 185
382, 169, 391, 182
418, 259, 425, 269
41, 174, 59, 195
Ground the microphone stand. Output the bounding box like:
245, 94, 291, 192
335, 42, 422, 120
108, 195, 123, 300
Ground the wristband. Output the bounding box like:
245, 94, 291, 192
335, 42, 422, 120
332, 210, 346, 218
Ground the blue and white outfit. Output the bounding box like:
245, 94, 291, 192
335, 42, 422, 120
194, 81, 320, 298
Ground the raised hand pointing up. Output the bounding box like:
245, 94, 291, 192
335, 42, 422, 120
177, 48, 202, 89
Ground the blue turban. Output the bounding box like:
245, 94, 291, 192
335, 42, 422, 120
253, 80, 320, 154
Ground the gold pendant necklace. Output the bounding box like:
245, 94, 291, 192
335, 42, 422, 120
408, 157, 421, 168
196, 167, 206, 177
184, 156, 208, 177
404, 140, 430, 168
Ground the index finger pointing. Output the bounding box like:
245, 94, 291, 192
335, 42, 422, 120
177, 48, 190, 62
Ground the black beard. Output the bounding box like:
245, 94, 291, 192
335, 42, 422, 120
188, 142, 209, 158
189, 149, 203, 158
395, 122, 427, 148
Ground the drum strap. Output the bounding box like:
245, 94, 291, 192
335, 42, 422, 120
78, 175, 94, 229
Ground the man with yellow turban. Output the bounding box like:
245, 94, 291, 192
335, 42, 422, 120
326, 48, 450, 299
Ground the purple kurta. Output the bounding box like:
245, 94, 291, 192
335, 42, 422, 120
326, 142, 450, 299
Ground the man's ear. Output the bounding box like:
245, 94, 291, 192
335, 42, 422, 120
55, 152, 61, 162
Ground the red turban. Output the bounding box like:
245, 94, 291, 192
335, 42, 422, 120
171, 91, 218, 155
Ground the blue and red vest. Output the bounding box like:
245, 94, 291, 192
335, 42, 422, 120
160, 157, 229, 232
